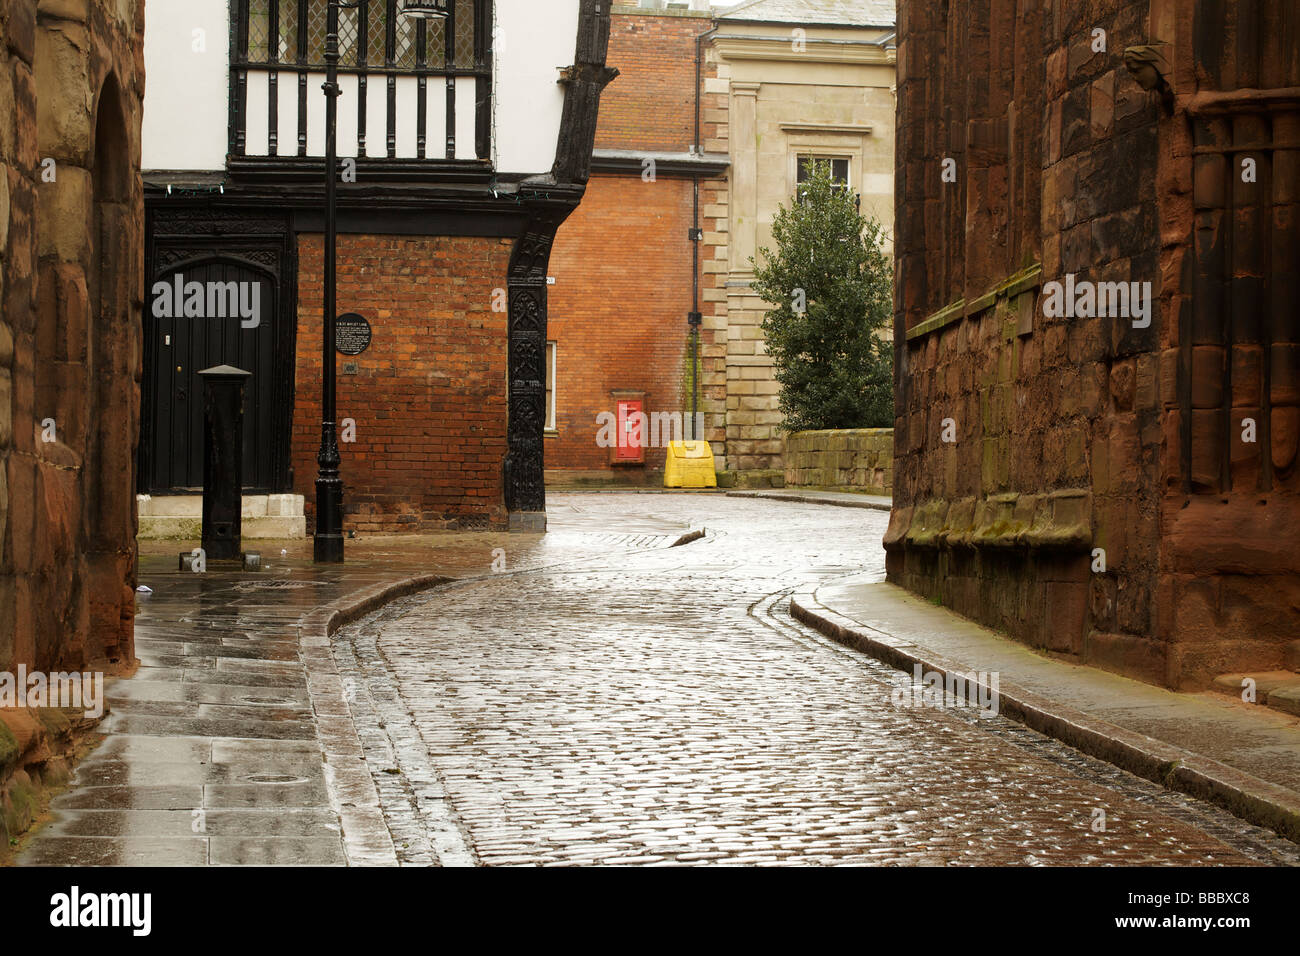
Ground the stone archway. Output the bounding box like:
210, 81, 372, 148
82, 71, 139, 666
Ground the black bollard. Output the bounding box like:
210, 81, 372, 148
198, 365, 252, 561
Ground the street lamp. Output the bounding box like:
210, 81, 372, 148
399, 0, 450, 18
314, 0, 361, 563
315, 0, 448, 563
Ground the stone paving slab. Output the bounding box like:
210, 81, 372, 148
16, 531, 555, 867
20, 837, 211, 867
803, 575, 1300, 841
18, 507, 696, 867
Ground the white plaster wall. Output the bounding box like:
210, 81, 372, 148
492, 0, 578, 175
143, 0, 580, 172
248, 74, 471, 161
142, 0, 230, 171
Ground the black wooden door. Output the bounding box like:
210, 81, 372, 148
144, 259, 279, 493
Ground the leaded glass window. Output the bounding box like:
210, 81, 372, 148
243, 0, 480, 71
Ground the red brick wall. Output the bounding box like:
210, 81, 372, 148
548, 174, 699, 476
597, 12, 712, 153
546, 10, 721, 480
293, 234, 512, 530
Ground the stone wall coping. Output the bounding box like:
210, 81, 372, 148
884, 489, 1093, 553
786, 427, 894, 438
611, 4, 713, 18
906, 262, 1042, 343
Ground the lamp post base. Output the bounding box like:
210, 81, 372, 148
313, 478, 345, 563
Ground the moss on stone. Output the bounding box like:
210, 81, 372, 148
35, 707, 72, 740
2, 776, 38, 839
0, 721, 18, 778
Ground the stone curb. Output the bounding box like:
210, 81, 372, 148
670, 529, 707, 548
296, 573, 451, 867
790, 589, 1300, 845
726, 490, 892, 512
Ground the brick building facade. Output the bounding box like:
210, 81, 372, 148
547, 0, 897, 483
2, 0, 144, 673
548, 4, 725, 482
139, 1, 617, 534
887, 0, 1300, 688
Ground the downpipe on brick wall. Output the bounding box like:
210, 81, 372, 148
689, 24, 719, 441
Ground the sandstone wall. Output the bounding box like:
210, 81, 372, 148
784, 429, 893, 495
1152, 0, 1300, 685
889, 0, 1300, 689
1, 0, 144, 673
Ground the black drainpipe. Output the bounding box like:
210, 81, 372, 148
689, 23, 717, 440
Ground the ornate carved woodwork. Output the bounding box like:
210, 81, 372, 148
503, 0, 617, 521
141, 205, 298, 495
504, 209, 566, 515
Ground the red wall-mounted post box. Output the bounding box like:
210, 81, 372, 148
612, 392, 645, 465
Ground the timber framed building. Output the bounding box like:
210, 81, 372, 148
140, 0, 617, 534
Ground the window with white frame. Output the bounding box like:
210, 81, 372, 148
796, 155, 852, 202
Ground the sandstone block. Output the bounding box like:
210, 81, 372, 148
1272, 406, 1298, 471
0, 368, 9, 448
34, 22, 94, 166
5, 0, 35, 62
1231, 345, 1262, 408
1271, 344, 1299, 404
36, 0, 91, 24
1090, 73, 1114, 139
4, 168, 34, 327
4, 455, 32, 574
36, 164, 92, 263
12, 60, 37, 170
0, 163, 9, 248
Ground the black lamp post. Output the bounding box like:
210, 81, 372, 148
399, 0, 450, 16
315, 0, 447, 563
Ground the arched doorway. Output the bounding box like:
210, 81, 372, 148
87, 73, 133, 547
81, 71, 138, 665
142, 256, 282, 492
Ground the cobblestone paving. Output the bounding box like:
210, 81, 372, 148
336, 494, 1300, 867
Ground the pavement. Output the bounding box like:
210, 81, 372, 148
15, 492, 1300, 866
726, 488, 892, 511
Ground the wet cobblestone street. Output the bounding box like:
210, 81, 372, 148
335, 494, 1300, 867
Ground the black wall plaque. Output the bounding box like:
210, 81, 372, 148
336, 313, 372, 356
